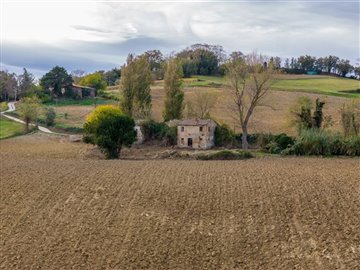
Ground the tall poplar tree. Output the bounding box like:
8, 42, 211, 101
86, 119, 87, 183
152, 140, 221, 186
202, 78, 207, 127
163, 58, 184, 121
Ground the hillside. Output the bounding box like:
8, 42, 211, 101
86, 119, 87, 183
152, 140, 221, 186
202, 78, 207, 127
180, 75, 359, 98
50, 74, 358, 135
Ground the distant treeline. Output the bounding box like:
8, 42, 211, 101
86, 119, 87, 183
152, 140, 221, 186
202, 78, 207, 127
1, 43, 359, 102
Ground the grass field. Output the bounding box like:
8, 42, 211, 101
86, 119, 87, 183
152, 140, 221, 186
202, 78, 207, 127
0, 118, 25, 139
1, 133, 359, 269
272, 75, 360, 98
184, 75, 359, 98
44, 97, 116, 107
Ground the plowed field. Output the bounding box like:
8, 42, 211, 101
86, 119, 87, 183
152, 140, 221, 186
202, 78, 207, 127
1, 134, 360, 269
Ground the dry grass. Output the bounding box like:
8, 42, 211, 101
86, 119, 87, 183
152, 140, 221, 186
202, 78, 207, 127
0, 134, 359, 269
151, 86, 352, 135
52, 83, 355, 135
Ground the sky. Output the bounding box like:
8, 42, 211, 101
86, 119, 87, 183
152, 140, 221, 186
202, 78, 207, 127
1, 0, 359, 77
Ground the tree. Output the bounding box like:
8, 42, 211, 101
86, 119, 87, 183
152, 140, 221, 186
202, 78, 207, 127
17, 68, 35, 99
336, 59, 353, 77
79, 72, 107, 91
188, 43, 226, 64
40, 66, 73, 97
323, 55, 339, 74
193, 49, 219, 75
133, 55, 152, 118
103, 68, 121, 86
71, 69, 86, 84
180, 59, 197, 78
186, 91, 218, 118
297, 55, 316, 72
226, 51, 276, 149
119, 54, 152, 118
315, 57, 325, 72
177, 44, 220, 76
163, 58, 184, 121
289, 97, 331, 134
229, 51, 244, 62
0, 70, 17, 101
44, 107, 56, 127
143, 50, 165, 80
18, 96, 41, 131
354, 66, 360, 78
83, 105, 136, 159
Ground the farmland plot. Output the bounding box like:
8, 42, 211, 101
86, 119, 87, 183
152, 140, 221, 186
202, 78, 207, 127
0, 135, 360, 269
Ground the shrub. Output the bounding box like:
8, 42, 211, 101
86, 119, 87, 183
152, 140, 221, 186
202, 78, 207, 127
140, 120, 168, 141
0, 102, 8, 112
196, 150, 253, 160
44, 107, 56, 126
139, 120, 178, 146
164, 126, 177, 146
214, 124, 235, 146
340, 102, 360, 137
289, 97, 332, 134
83, 105, 136, 159
258, 133, 295, 154
342, 136, 360, 156
284, 129, 359, 156
25, 85, 52, 103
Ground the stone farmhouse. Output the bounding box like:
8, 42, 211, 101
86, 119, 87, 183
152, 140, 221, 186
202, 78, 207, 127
177, 119, 217, 149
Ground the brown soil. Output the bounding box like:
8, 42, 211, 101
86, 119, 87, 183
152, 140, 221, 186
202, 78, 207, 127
1, 134, 359, 269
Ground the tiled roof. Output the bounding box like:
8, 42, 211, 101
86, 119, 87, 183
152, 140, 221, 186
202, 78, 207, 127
178, 119, 216, 126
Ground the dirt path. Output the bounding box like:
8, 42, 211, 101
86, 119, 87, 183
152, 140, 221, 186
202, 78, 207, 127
2, 102, 57, 134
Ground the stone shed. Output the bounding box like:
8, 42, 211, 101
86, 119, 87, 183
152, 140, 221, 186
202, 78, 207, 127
177, 119, 217, 149
70, 84, 96, 99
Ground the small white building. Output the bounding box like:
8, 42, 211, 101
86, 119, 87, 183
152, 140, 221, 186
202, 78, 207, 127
177, 119, 217, 149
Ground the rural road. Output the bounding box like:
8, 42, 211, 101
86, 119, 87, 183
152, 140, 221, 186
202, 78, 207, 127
2, 102, 54, 134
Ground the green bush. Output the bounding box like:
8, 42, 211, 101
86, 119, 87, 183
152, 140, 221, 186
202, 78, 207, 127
342, 136, 360, 156
214, 124, 235, 146
284, 129, 360, 156
44, 107, 56, 126
290, 129, 334, 155
139, 120, 178, 146
258, 133, 295, 154
84, 105, 136, 159
164, 126, 177, 146
25, 85, 52, 103
140, 120, 168, 141
196, 150, 253, 160
0, 102, 8, 112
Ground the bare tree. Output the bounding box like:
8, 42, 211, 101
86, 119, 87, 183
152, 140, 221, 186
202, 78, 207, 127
226, 51, 276, 149
186, 90, 218, 119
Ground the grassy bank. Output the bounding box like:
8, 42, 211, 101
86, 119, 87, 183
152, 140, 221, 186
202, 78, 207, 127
0, 118, 26, 139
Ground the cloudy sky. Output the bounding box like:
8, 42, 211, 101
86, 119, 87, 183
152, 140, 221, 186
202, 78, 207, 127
1, 0, 359, 77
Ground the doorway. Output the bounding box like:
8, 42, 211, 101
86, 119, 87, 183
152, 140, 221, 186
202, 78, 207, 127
187, 138, 193, 147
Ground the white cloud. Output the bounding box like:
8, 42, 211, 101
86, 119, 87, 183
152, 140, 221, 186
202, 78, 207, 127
1, 1, 359, 75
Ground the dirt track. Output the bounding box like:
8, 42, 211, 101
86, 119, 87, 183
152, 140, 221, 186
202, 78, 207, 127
1, 135, 360, 269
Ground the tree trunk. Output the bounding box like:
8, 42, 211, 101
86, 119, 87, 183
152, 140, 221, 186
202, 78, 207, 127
117, 142, 122, 159
242, 126, 249, 150
25, 121, 29, 132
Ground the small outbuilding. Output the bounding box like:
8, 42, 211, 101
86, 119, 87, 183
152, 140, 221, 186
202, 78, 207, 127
177, 119, 217, 149
69, 84, 96, 99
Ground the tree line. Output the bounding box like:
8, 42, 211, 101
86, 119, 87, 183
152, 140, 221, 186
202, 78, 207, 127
1, 43, 358, 102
